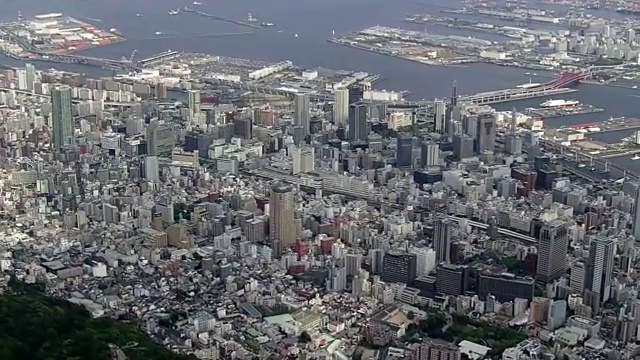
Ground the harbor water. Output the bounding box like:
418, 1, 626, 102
1, 0, 640, 171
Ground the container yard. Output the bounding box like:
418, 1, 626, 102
0, 13, 125, 58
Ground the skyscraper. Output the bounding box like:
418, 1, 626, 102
462, 115, 478, 139
570, 261, 586, 294
348, 102, 367, 142
421, 141, 439, 167
633, 187, 640, 240
269, 184, 296, 257
144, 156, 159, 182
25, 63, 36, 92
381, 251, 417, 285
147, 122, 175, 157
333, 88, 349, 126
476, 114, 496, 154
294, 93, 310, 136
16, 69, 28, 91
433, 99, 446, 133
396, 133, 413, 167
51, 86, 73, 149
452, 134, 474, 161
536, 221, 568, 283
585, 236, 614, 303
434, 218, 451, 264
188, 90, 201, 120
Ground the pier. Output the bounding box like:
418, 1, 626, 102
182, 8, 261, 29
525, 104, 604, 119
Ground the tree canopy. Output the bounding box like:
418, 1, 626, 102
0, 282, 197, 360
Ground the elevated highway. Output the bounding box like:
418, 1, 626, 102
136, 51, 181, 68
27, 53, 141, 72
459, 71, 588, 105
536, 138, 639, 181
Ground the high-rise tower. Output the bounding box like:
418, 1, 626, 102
434, 217, 452, 264
333, 88, 349, 126
51, 86, 73, 149
188, 90, 201, 120
585, 236, 614, 303
633, 187, 640, 240
536, 221, 568, 283
269, 184, 296, 257
348, 102, 367, 142
294, 93, 310, 136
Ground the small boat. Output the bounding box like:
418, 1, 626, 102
247, 13, 257, 22
168, 9, 179, 15
633, 85, 638, 89
632, 155, 640, 160
155, 31, 164, 35
294, 33, 299, 38
193, 1, 202, 4
136, 14, 143, 17
261, 22, 275, 27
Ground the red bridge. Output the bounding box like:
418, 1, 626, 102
542, 70, 589, 89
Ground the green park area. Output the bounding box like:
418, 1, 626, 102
406, 311, 527, 358
0, 281, 196, 360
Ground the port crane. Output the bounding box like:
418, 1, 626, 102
121, 50, 137, 63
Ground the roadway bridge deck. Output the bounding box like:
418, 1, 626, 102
460, 71, 587, 105
461, 87, 577, 105
535, 138, 639, 181
28, 53, 140, 72
136, 51, 181, 67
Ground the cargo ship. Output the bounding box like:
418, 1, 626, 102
540, 99, 579, 108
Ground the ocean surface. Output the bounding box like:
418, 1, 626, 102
1, 0, 639, 170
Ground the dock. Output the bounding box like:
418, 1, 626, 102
525, 105, 604, 119
585, 118, 640, 135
